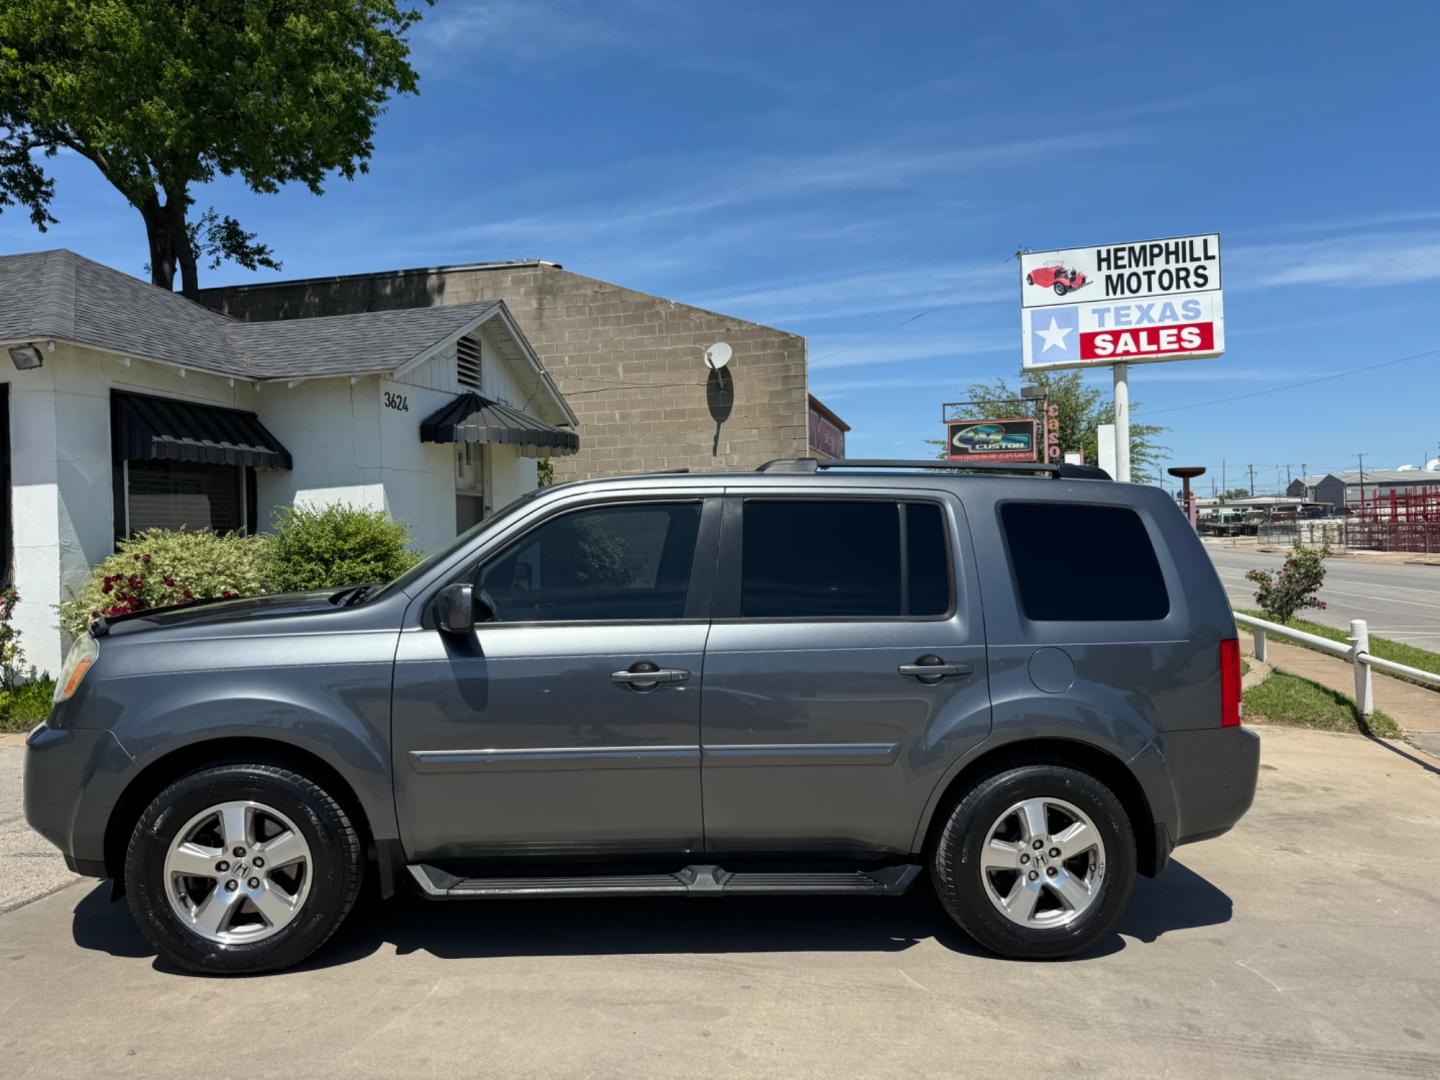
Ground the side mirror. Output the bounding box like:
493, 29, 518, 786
435, 584, 475, 634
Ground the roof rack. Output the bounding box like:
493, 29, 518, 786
755, 457, 1112, 480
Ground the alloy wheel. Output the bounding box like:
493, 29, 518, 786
979, 796, 1105, 929
162, 800, 313, 945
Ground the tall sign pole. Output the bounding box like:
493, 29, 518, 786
1019, 234, 1224, 481
1112, 362, 1131, 483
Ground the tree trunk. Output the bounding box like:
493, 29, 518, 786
140, 187, 197, 296
140, 195, 178, 291
163, 187, 200, 299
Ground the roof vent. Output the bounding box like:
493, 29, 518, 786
457, 337, 482, 390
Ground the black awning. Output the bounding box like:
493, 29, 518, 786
112, 391, 292, 470
420, 392, 579, 455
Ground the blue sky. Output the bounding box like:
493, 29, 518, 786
6, 0, 1440, 490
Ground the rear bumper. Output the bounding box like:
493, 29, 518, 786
1167, 726, 1261, 846
23, 723, 136, 878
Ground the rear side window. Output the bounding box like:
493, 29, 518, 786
741, 500, 952, 618
1000, 502, 1169, 621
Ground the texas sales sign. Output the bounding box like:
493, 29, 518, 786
1020, 233, 1224, 370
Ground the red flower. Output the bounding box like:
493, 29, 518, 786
221, 590, 236, 599
101, 580, 113, 594
162, 576, 176, 587
128, 575, 144, 590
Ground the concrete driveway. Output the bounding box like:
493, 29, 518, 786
2, 728, 1438, 1079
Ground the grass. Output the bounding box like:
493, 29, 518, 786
0, 679, 54, 733
1243, 670, 1400, 738
1239, 608, 1440, 692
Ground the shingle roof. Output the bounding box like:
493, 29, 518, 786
0, 249, 503, 381
225, 302, 500, 378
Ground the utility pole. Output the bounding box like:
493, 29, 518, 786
1222, 458, 1227, 501
1247, 463, 1256, 498
1356, 452, 1366, 514
1285, 464, 1292, 488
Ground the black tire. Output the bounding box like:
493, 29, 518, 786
1053, 280, 1068, 296
124, 762, 364, 975
931, 763, 1135, 959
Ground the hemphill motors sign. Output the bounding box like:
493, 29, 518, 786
1020, 233, 1224, 370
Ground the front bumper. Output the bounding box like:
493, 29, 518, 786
24, 723, 137, 878
1167, 726, 1261, 846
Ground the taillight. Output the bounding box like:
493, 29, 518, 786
1219, 637, 1242, 728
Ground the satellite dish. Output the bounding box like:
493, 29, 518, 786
704, 342, 732, 370
1397, 464, 1418, 471
1426, 458, 1440, 472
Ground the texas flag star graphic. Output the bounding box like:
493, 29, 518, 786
1031, 306, 1079, 361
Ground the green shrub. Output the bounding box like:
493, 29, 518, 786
1246, 544, 1328, 623
267, 504, 422, 591
57, 529, 272, 637
1, 585, 27, 687
0, 678, 57, 733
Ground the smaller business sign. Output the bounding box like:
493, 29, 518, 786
1020, 233, 1224, 370
947, 418, 1038, 463
808, 406, 846, 459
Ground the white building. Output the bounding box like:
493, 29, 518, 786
1, 250, 578, 674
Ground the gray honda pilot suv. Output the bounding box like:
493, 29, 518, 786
25, 458, 1259, 973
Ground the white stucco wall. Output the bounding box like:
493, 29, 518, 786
9, 343, 255, 675
6, 323, 564, 674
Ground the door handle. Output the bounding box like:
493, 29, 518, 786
611, 664, 691, 687
898, 657, 973, 680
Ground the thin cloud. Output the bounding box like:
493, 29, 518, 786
1230, 230, 1440, 289
411, 0, 627, 71
695, 262, 1014, 328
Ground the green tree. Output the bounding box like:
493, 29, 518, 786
932, 369, 1167, 483
0, 0, 427, 296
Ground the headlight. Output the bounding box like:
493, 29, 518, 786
54, 635, 99, 704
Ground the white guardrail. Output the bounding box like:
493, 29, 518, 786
1234, 613, 1440, 718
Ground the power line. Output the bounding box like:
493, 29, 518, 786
1146, 346, 1440, 417
810, 251, 1019, 364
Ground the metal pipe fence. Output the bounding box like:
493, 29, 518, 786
1235, 613, 1440, 718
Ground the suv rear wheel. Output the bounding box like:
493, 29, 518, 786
932, 763, 1135, 959
124, 762, 364, 974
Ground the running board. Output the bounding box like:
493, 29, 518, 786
407, 863, 922, 899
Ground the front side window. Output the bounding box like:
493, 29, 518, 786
1000, 502, 1169, 621
125, 460, 246, 536
740, 500, 952, 618
476, 502, 701, 622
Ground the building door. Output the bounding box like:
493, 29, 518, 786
455, 442, 486, 533
391, 497, 720, 863
699, 495, 992, 857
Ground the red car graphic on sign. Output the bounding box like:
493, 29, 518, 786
1026, 264, 1087, 296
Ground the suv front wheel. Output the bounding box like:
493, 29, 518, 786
124, 762, 364, 974
932, 763, 1136, 959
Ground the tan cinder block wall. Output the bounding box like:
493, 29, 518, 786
201, 265, 809, 482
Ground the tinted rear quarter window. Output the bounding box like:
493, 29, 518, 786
1000, 502, 1169, 621
741, 500, 952, 618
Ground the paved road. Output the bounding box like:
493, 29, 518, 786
1206, 543, 1440, 649
2, 730, 1439, 1079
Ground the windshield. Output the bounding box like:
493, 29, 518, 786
363, 486, 548, 603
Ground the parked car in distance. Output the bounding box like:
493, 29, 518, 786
1027, 264, 1087, 295
25, 458, 1259, 974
